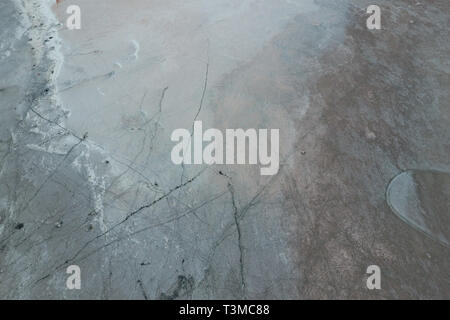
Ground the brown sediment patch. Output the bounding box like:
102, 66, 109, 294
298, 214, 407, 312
281, 0, 450, 299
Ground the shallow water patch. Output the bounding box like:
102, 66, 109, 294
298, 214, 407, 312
386, 170, 450, 248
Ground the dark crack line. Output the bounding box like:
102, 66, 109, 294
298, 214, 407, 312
106, 90, 160, 194
48, 171, 204, 273
107, 86, 169, 194
199, 170, 286, 288
29, 106, 84, 141
0, 137, 12, 176
158, 86, 168, 113
0, 136, 86, 245
72, 191, 226, 266
20, 136, 85, 213
193, 63, 209, 124
58, 71, 115, 93
181, 63, 209, 184
227, 182, 246, 296
137, 279, 149, 300
31, 185, 224, 287
147, 86, 168, 151
29, 103, 160, 191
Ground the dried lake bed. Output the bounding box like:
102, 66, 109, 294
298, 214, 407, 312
0, 0, 449, 299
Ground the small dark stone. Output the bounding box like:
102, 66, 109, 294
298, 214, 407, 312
15, 223, 24, 230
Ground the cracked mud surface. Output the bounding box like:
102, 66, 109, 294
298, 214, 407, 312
0, 0, 449, 299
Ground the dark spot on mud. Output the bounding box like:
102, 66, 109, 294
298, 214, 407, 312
14, 223, 24, 230
159, 275, 195, 300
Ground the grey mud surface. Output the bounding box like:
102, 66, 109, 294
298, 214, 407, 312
0, 0, 449, 299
